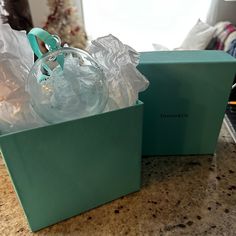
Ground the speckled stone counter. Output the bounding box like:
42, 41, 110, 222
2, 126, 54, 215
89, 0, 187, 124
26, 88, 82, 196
1, 123, 236, 236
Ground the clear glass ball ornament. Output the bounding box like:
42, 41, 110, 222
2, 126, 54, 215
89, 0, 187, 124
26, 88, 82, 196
26, 47, 108, 123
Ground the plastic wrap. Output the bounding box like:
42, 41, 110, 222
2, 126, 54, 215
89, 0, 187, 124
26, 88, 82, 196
0, 27, 149, 134
88, 34, 149, 111
0, 24, 46, 134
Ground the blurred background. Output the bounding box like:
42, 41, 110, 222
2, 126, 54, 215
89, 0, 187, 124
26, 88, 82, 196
1, 0, 236, 51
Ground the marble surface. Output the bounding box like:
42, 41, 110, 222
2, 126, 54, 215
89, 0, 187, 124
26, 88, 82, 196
0, 123, 236, 236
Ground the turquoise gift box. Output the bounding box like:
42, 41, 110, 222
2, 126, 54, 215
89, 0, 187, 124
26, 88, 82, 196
1, 49, 236, 232
138, 50, 236, 156
0, 102, 143, 231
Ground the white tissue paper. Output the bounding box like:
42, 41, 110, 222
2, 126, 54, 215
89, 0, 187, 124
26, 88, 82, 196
0, 26, 149, 135
88, 34, 149, 111
0, 24, 46, 134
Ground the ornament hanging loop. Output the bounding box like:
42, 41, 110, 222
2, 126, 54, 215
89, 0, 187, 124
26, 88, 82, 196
27, 28, 62, 59
27, 28, 64, 82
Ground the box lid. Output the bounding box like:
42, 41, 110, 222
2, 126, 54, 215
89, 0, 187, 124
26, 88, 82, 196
139, 50, 236, 64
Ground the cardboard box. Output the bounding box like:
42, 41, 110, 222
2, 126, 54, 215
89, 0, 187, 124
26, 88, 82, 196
138, 50, 236, 155
0, 101, 143, 231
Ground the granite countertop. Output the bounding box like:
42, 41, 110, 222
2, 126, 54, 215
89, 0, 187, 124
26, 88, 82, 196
0, 123, 236, 236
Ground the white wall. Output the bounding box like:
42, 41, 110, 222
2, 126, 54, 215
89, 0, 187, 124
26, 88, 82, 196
206, 0, 236, 26
28, 0, 49, 27
82, 0, 212, 51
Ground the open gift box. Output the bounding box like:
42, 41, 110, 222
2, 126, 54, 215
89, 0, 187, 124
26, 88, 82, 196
0, 101, 143, 232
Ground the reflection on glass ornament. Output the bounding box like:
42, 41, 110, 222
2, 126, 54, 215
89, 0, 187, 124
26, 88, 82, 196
27, 29, 108, 123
